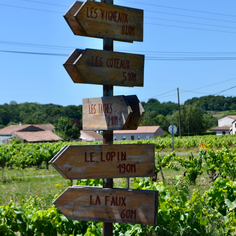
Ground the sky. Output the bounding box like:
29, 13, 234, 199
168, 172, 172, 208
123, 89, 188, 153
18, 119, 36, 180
1, 0, 236, 107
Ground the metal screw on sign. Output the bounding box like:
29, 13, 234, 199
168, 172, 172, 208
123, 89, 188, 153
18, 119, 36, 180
168, 125, 177, 151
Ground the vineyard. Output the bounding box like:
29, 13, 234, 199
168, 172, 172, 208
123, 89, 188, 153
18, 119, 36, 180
0, 135, 236, 235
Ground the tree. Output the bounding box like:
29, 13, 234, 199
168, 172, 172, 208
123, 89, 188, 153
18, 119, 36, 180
203, 113, 218, 129
169, 105, 208, 134
55, 117, 80, 141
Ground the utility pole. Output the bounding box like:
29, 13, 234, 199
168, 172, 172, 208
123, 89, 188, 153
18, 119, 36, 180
177, 88, 182, 138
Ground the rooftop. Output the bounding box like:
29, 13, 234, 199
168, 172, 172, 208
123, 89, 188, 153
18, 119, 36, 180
114, 126, 162, 134
13, 131, 62, 143
0, 124, 54, 135
210, 126, 231, 131
80, 130, 103, 140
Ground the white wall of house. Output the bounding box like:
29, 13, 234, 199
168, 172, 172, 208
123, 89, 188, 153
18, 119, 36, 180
232, 121, 236, 134
114, 133, 155, 141
218, 117, 234, 127
215, 130, 230, 135
0, 135, 12, 144
114, 127, 164, 141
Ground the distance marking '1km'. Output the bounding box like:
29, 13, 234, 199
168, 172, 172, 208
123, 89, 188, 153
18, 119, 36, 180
49, 144, 155, 179
64, 49, 144, 87
54, 186, 158, 225
64, 1, 143, 42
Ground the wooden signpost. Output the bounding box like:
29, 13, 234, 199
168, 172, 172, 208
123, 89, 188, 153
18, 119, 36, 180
64, 49, 145, 87
64, 1, 143, 42
82, 95, 144, 130
50, 144, 155, 179
50, 1, 158, 235
54, 186, 158, 225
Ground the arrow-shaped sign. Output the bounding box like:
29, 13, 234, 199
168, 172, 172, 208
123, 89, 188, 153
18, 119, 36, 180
64, 49, 144, 87
82, 95, 144, 131
64, 1, 143, 42
54, 186, 158, 225
49, 144, 155, 179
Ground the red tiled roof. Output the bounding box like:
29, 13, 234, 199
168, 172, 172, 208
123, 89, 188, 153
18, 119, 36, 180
0, 124, 54, 135
12, 131, 62, 142
219, 115, 236, 121
80, 130, 103, 140
227, 115, 236, 120
33, 124, 54, 131
114, 126, 162, 134
210, 126, 231, 131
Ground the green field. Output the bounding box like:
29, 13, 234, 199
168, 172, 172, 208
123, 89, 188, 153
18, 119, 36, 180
0, 136, 236, 235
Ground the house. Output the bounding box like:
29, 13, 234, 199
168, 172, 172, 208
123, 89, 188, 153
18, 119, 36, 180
218, 115, 236, 127
210, 126, 231, 135
210, 115, 236, 135
80, 130, 103, 142
0, 124, 62, 143
12, 131, 62, 143
0, 135, 12, 144
113, 126, 165, 141
231, 120, 236, 135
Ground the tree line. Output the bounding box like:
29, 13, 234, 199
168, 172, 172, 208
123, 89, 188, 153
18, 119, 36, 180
0, 101, 82, 129
185, 95, 236, 111
141, 98, 218, 134
1, 95, 235, 133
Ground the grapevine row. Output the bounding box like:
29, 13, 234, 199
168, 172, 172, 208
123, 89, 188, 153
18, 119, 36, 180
1, 178, 235, 235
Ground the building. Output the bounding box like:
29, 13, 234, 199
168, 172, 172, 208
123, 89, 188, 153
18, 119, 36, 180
210, 115, 236, 135
231, 119, 236, 135
80, 130, 103, 142
0, 124, 62, 143
113, 126, 165, 141
218, 115, 236, 127
210, 126, 231, 135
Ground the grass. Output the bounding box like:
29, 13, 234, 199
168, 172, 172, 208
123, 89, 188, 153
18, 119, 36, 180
0, 164, 133, 208
157, 157, 212, 194
0, 166, 68, 208
159, 146, 200, 153
208, 110, 236, 118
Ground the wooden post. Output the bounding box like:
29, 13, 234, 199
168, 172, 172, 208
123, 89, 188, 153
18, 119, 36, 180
102, 1, 113, 235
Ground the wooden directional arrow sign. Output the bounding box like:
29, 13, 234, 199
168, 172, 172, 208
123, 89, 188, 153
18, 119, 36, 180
64, 1, 143, 42
54, 186, 158, 225
49, 144, 155, 179
64, 49, 144, 87
82, 95, 144, 130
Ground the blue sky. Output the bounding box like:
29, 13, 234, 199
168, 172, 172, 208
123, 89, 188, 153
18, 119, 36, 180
1, 0, 236, 106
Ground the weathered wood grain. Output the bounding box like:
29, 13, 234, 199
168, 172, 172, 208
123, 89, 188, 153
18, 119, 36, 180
54, 186, 158, 225
82, 95, 144, 131
64, 49, 144, 87
123, 95, 145, 130
49, 144, 155, 179
71, 1, 143, 42
64, 1, 87, 36
63, 49, 85, 84
82, 95, 132, 130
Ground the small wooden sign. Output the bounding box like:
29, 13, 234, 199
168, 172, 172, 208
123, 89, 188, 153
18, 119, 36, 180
49, 144, 155, 179
54, 186, 158, 225
82, 95, 144, 130
64, 1, 143, 42
64, 49, 144, 87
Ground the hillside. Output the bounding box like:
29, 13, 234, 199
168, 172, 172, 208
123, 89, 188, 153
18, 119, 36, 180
2, 94, 236, 132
